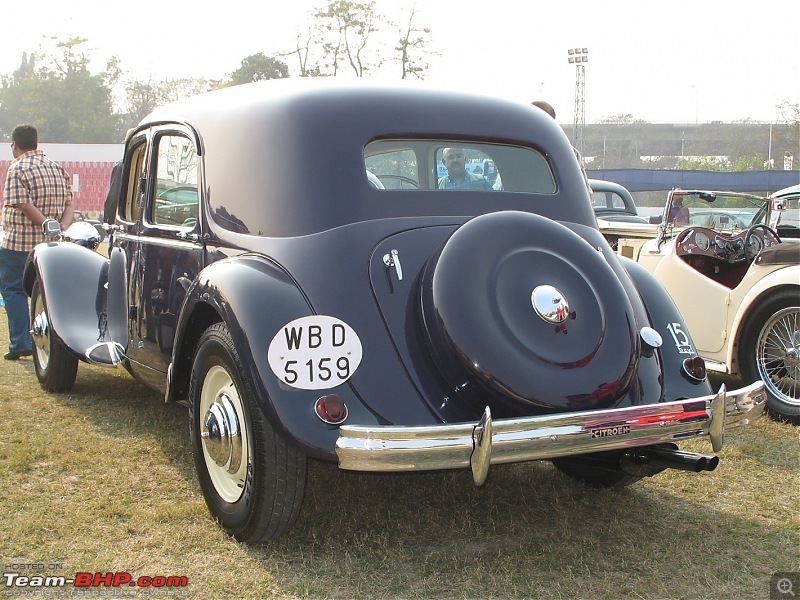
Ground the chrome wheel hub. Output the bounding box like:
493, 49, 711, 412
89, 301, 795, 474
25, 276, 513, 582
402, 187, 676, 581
30, 296, 50, 369
783, 347, 799, 370
199, 365, 248, 503
202, 393, 242, 474
531, 285, 570, 324
31, 310, 49, 348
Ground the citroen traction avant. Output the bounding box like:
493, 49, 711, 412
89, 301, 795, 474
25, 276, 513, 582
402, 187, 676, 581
25, 80, 765, 541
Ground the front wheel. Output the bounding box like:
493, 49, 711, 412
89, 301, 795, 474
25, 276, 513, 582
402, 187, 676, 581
30, 280, 78, 392
739, 290, 800, 424
189, 323, 306, 541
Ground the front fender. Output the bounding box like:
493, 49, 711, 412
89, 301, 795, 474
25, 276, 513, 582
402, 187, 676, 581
173, 254, 383, 461
24, 242, 109, 362
620, 256, 714, 400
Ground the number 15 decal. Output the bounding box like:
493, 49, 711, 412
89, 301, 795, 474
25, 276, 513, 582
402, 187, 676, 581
667, 322, 694, 355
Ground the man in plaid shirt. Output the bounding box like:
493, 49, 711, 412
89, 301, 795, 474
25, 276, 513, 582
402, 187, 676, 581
0, 124, 74, 360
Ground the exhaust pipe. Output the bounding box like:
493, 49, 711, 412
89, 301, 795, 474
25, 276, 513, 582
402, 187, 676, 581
621, 445, 719, 477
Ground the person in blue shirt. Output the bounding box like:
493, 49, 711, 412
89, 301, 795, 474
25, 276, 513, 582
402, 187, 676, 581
438, 147, 493, 190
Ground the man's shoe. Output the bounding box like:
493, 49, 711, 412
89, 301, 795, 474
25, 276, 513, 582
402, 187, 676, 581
4, 349, 33, 360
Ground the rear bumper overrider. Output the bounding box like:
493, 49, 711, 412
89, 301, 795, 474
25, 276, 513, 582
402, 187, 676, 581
335, 382, 765, 484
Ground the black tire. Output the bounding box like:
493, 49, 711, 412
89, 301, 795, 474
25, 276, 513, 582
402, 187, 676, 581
189, 323, 306, 542
552, 454, 642, 489
739, 289, 800, 424
30, 280, 78, 392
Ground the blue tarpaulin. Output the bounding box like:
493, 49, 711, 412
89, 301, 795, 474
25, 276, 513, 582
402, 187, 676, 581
586, 169, 800, 193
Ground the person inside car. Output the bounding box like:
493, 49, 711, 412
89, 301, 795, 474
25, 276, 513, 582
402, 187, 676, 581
438, 147, 493, 190
669, 195, 690, 226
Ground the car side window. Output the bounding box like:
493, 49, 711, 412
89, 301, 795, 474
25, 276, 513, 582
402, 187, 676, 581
152, 134, 199, 228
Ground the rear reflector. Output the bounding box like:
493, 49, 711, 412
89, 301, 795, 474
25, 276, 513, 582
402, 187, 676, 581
682, 356, 707, 382
315, 394, 348, 425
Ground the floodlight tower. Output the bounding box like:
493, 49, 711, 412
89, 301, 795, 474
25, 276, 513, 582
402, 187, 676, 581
567, 47, 588, 157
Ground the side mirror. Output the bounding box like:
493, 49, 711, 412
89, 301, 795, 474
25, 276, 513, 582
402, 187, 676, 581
648, 215, 663, 225
42, 218, 62, 239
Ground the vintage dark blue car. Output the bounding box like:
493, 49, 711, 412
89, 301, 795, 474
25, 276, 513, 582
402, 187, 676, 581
24, 80, 766, 542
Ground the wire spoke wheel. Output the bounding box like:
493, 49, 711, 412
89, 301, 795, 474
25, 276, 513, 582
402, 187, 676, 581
756, 306, 800, 405
741, 290, 800, 424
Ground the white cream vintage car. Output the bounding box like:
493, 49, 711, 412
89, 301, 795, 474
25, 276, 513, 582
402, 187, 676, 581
615, 189, 799, 423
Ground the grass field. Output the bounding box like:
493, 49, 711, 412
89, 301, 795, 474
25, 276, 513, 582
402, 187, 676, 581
0, 318, 797, 599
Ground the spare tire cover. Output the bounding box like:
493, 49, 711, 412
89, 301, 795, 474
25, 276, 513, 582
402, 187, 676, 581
420, 211, 639, 414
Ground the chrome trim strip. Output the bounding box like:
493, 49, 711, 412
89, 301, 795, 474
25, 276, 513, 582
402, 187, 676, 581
336, 381, 765, 482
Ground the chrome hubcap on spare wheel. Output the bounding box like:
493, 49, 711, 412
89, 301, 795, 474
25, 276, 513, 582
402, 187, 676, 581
531, 285, 570, 324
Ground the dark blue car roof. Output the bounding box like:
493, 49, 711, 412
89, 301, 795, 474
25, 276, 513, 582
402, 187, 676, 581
142, 79, 595, 237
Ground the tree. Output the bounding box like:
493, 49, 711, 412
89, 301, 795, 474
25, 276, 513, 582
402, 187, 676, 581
777, 100, 799, 164
121, 77, 212, 132
674, 156, 729, 171
281, 22, 326, 78
396, 5, 431, 80
598, 114, 647, 125
276, 2, 433, 80
0, 37, 121, 143
315, 1, 380, 77
123, 79, 163, 127
733, 155, 768, 171
227, 54, 289, 85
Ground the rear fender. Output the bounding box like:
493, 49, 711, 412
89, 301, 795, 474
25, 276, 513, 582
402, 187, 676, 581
172, 254, 382, 460
620, 256, 714, 399
23, 242, 109, 362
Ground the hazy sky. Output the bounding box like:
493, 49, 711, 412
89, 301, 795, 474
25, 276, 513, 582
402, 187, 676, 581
2, 0, 798, 125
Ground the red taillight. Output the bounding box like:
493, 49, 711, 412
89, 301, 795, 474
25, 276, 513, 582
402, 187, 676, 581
314, 394, 348, 425
682, 356, 707, 382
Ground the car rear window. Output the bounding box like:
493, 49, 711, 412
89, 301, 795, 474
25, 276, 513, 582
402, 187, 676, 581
364, 140, 556, 194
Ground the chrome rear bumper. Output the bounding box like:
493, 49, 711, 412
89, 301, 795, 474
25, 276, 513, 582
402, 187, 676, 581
335, 381, 765, 485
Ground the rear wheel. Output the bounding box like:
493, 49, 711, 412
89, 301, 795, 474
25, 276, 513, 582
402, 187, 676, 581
189, 323, 306, 541
30, 280, 78, 392
739, 290, 800, 423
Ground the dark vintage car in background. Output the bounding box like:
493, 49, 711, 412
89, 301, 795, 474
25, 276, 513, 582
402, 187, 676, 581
590, 179, 661, 252
590, 178, 652, 224
23, 80, 765, 542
